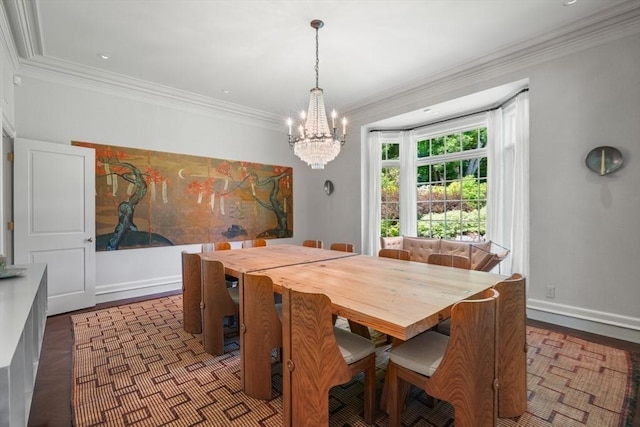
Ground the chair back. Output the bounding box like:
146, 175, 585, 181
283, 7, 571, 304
215, 241, 232, 250
378, 248, 410, 261
242, 274, 283, 400
330, 242, 354, 252
242, 239, 267, 248
494, 273, 527, 417
302, 239, 323, 248
201, 259, 239, 355
425, 288, 499, 427
282, 287, 352, 427
427, 253, 471, 269
181, 251, 202, 334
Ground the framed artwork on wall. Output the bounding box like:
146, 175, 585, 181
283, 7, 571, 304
72, 141, 293, 251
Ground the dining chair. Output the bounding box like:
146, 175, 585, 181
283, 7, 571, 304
242, 239, 267, 248
215, 241, 232, 250
282, 286, 376, 426
328, 242, 371, 340
302, 239, 323, 248
378, 248, 411, 261
329, 242, 354, 252
426, 253, 471, 269
435, 273, 527, 418
181, 251, 203, 334
242, 274, 283, 400
493, 273, 527, 417
200, 258, 240, 355
201, 243, 215, 252
386, 288, 499, 427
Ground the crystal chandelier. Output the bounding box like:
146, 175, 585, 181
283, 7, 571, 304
287, 20, 346, 170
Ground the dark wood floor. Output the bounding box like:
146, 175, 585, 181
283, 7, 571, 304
27, 291, 640, 427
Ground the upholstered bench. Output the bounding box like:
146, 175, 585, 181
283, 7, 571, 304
380, 236, 508, 271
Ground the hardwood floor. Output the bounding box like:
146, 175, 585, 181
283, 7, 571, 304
27, 292, 640, 427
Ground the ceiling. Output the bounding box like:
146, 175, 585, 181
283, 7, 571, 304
3, 0, 637, 127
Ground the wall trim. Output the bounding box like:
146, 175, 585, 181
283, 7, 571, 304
527, 298, 640, 344
95, 276, 182, 304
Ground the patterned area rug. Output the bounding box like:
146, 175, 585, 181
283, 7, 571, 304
71, 295, 638, 426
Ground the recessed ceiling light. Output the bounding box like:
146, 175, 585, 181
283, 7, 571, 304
97, 53, 110, 60
222, 89, 230, 94
563, 0, 577, 6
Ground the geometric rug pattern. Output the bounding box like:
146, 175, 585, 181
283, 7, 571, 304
71, 294, 638, 426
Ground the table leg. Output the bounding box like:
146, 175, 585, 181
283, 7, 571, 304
380, 337, 410, 413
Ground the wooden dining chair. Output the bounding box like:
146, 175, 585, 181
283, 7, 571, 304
435, 274, 527, 418
242, 274, 283, 400
200, 259, 240, 355
201, 243, 215, 252
426, 253, 471, 269
493, 273, 527, 418
242, 239, 267, 248
215, 241, 232, 250
302, 239, 323, 248
282, 286, 376, 426
378, 248, 411, 261
386, 288, 499, 427
330, 242, 354, 252
181, 251, 203, 334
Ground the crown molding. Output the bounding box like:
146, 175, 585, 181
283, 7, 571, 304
0, 2, 21, 71
347, 1, 640, 121
1, 0, 41, 59
18, 55, 284, 128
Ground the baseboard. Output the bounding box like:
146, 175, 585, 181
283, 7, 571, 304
527, 298, 640, 344
95, 275, 182, 304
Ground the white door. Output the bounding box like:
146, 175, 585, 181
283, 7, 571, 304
14, 138, 96, 315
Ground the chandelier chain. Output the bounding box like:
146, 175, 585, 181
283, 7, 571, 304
315, 27, 320, 88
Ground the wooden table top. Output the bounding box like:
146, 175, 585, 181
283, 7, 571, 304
251, 254, 507, 341
200, 244, 358, 277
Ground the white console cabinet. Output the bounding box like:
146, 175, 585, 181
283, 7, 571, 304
0, 264, 47, 427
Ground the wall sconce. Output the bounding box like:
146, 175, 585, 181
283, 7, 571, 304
324, 180, 334, 195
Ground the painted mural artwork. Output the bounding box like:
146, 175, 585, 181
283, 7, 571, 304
72, 141, 293, 251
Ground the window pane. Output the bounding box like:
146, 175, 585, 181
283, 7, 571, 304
417, 140, 429, 158
447, 134, 463, 154
382, 143, 399, 160
381, 166, 400, 237
431, 137, 445, 156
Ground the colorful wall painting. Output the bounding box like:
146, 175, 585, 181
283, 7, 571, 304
72, 141, 293, 251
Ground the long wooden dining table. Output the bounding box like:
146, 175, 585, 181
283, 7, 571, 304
201, 244, 507, 410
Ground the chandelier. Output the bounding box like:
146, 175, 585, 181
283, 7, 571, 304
287, 19, 346, 170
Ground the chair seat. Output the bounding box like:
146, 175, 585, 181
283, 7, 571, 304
228, 286, 240, 305
334, 327, 375, 364
389, 330, 449, 377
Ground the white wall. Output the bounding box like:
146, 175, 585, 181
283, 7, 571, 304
13, 72, 314, 302
312, 29, 639, 341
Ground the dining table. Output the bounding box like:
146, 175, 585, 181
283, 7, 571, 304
200, 244, 507, 410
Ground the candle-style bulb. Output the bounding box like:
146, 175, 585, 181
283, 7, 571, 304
287, 118, 292, 136
342, 117, 347, 135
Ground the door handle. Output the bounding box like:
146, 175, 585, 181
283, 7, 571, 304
86, 237, 94, 243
